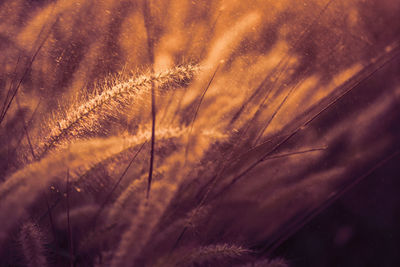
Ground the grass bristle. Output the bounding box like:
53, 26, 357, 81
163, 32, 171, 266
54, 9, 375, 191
19, 222, 48, 267
1, 1, 399, 266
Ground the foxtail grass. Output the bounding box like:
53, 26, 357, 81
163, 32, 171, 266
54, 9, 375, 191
18, 222, 48, 267
40, 64, 200, 157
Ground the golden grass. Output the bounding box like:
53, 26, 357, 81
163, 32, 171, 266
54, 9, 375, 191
0, 0, 399, 266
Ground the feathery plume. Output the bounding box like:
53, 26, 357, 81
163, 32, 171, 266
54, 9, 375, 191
176, 243, 251, 267
109, 181, 180, 267
40, 64, 200, 156
0, 135, 157, 247
19, 222, 48, 267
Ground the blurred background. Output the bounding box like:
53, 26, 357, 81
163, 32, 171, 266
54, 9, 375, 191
1, 1, 399, 266
276, 153, 400, 267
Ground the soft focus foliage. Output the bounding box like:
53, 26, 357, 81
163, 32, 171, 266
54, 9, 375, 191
0, 0, 399, 266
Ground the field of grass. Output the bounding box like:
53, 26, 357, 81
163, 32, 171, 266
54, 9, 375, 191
0, 0, 399, 266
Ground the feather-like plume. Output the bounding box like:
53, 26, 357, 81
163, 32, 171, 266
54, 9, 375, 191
18, 222, 48, 267
0, 134, 159, 247
40, 64, 200, 156
176, 243, 251, 267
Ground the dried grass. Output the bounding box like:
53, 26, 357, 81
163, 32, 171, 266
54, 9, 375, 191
0, 0, 399, 266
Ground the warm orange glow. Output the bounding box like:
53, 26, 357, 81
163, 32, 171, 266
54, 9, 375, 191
0, 0, 399, 266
